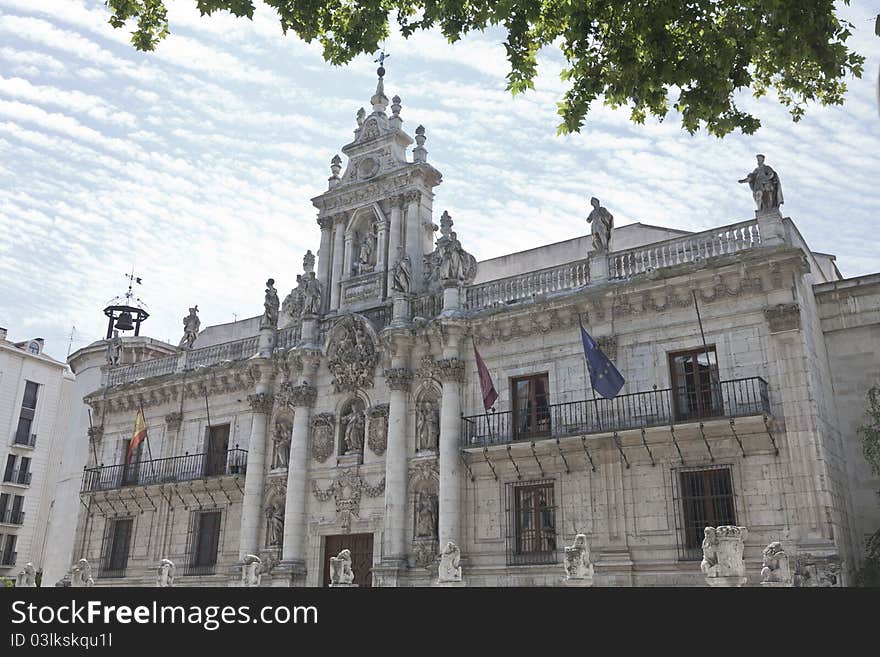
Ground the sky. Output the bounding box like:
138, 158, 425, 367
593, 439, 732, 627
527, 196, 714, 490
0, 0, 878, 362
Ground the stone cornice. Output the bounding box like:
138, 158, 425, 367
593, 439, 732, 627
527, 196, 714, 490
310, 167, 437, 214
280, 383, 318, 409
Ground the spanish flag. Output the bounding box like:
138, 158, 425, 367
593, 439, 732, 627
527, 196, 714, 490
126, 406, 147, 464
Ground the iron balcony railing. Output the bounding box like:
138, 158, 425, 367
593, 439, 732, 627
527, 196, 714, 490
183, 563, 217, 577
2, 469, 32, 486
0, 510, 25, 525
12, 432, 37, 448
462, 377, 769, 448
0, 551, 17, 566
81, 448, 248, 493
97, 566, 127, 579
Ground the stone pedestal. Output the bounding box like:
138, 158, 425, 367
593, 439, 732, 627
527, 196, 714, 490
372, 560, 405, 587
300, 315, 318, 345
756, 209, 786, 246
329, 582, 358, 588
440, 283, 461, 316
337, 452, 362, 468
706, 576, 748, 587
760, 581, 791, 588
590, 252, 609, 282
391, 295, 411, 326
433, 579, 466, 588
258, 326, 276, 358
561, 577, 593, 587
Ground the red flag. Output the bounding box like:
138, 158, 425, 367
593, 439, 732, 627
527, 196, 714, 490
473, 340, 498, 411
127, 406, 147, 464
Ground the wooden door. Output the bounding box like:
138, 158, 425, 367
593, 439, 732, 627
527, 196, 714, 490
323, 533, 374, 587
204, 424, 230, 476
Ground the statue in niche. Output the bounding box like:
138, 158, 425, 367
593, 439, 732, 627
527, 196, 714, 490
329, 549, 354, 585
739, 154, 783, 212
390, 246, 412, 294
241, 554, 262, 587
261, 279, 279, 329
415, 492, 438, 539
281, 276, 305, 324
107, 329, 123, 365
179, 306, 200, 349
156, 559, 175, 587
301, 272, 322, 316
586, 197, 613, 253
342, 406, 366, 454
356, 228, 376, 275
416, 401, 440, 451
265, 499, 284, 547
271, 419, 291, 469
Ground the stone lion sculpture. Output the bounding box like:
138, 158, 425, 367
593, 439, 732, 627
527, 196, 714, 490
241, 554, 262, 587
760, 542, 791, 585
329, 549, 354, 585
157, 559, 176, 587
563, 534, 594, 580
71, 559, 94, 587
438, 541, 462, 582
17, 562, 37, 588
701, 525, 747, 582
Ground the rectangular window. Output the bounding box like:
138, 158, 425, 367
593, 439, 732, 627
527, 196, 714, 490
203, 424, 230, 477
511, 374, 551, 440
120, 438, 143, 486
507, 480, 556, 565
189, 510, 222, 574
10, 495, 23, 524
1, 533, 16, 565
102, 518, 133, 577
17, 457, 30, 485
677, 466, 737, 560
0, 493, 8, 519
21, 381, 38, 410
3, 456, 15, 483
669, 347, 722, 421
14, 416, 33, 445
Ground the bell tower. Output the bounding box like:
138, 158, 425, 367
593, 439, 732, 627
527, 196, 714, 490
312, 60, 443, 315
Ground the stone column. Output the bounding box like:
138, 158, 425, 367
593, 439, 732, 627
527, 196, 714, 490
382, 359, 413, 567
386, 196, 403, 297
376, 218, 389, 285
281, 383, 318, 576
436, 348, 465, 552
404, 191, 423, 293
330, 219, 345, 310
239, 363, 275, 560
317, 215, 333, 309
343, 233, 355, 281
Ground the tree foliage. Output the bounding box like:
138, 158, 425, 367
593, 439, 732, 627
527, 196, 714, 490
104, 0, 864, 137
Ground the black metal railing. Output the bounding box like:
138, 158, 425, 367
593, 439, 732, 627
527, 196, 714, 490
12, 433, 37, 448
2, 469, 32, 486
97, 567, 127, 579
183, 563, 217, 577
462, 377, 769, 448
0, 510, 25, 525
0, 551, 17, 566
81, 448, 248, 493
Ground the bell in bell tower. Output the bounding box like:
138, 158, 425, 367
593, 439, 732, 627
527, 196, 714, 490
311, 56, 443, 316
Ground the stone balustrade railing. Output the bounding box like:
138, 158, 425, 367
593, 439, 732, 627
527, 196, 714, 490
465, 259, 590, 311
105, 354, 178, 386
610, 220, 761, 280
276, 324, 302, 350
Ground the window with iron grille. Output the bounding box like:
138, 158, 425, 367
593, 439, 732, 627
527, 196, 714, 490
507, 479, 557, 565
186, 509, 222, 575
674, 465, 737, 561
101, 517, 133, 578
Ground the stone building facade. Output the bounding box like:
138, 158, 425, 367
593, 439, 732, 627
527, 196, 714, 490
59, 72, 878, 587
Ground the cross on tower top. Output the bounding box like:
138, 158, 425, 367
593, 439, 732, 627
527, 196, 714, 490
374, 50, 390, 77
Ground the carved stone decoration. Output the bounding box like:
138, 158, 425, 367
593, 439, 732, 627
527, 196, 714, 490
416, 355, 437, 380
264, 495, 285, 548
70, 559, 94, 587
414, 491, 438, 539
329, 549, 355, 586
312, 468, 386, 532
760, 541, 792, 586
412, 541, 437, 569
16, 562, 36, 588
384, 367, 413, 391
311, 413, 336, 463
563, 534, 594, 582
423, 211, 477, 291
765, 303, 801, 333
738, 154, 783, 212
340, 399, 366, 455
179, 306, 201, 349
270, 417, 292, 469
241, 554, 262, 587
106, 329, 122, 365
261, 279, 279, 330
586, 197, 614, 253
438, 541, 462, 583
247, 392, 274, 415
390, 246, 412, 294
701, 526, 748, 586
281, 276, 306, 327
164, 412, 182, 433
367, 404, 389, 456
435, 357, 466, 383
794, 553, 841, 587
287, 384, 318, 409
326, 315, 378, 392
156, 559, 176, 587
301, 272, 323, 317
415, 394, 440, 452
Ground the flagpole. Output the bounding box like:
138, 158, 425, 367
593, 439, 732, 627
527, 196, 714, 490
137, 397, 157, 484
578, 313, 599, 432
473, 337, 497, 445
691, 290, 719, 388
87, 408, 99, 466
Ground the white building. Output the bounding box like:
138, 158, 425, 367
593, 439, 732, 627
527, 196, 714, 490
0, 328, 73, 583
58, 71, 879, 587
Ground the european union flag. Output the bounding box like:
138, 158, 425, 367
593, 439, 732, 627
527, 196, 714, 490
580, 322, 625, 400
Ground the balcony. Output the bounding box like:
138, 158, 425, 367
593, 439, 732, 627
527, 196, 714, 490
11, 433, 37, 449
81, 448, 248, 493
0, 551, 16, 566
0, 510, 25, 525
461, 377, 770, 448
97, 566, 127, 579
2, 469, 32, 486
183, 563, 217, 577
